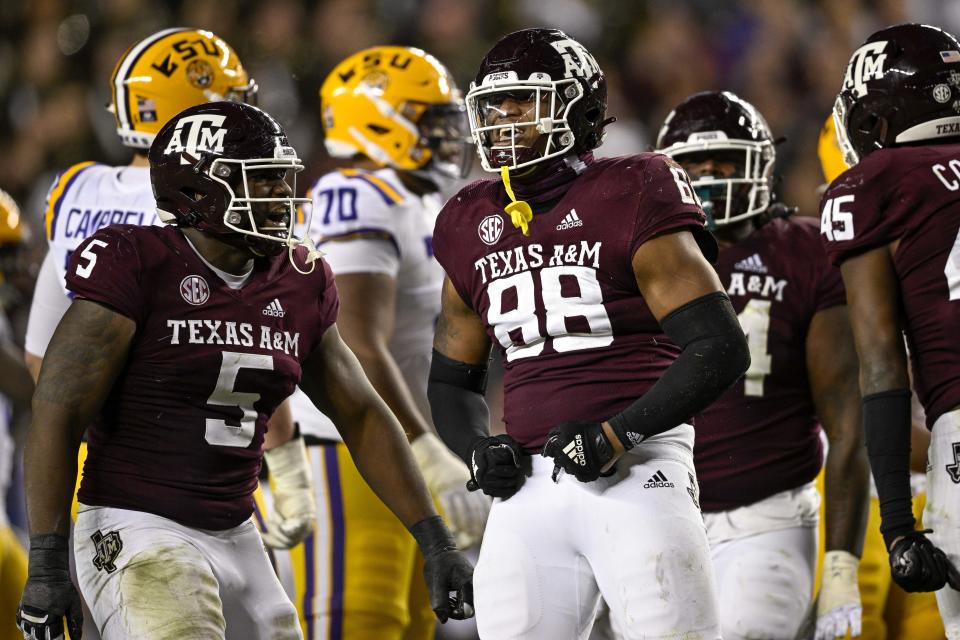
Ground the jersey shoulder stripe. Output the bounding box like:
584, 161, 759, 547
46, 161, 98, 241
338, 169, 404, 205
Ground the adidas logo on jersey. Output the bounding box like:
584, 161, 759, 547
732, 253, 767, 274
643, 470, 674, 489
262, 298, 285, 318
556, 209, 584, 231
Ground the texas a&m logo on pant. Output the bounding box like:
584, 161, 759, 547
91, 529, 123, 573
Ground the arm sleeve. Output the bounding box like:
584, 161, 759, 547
64, 228, 144, 325
24, 251, 72, 357
630, 154, 711, 256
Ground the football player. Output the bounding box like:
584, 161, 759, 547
823, 22, 960, 636
656, 92, 870, 640
0, 190, 29, 640
818, 115, 946, 640
15, 101, 474, 640
281, 46, 489, 640
427, 28, 750, 638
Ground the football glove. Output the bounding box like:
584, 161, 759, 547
411, 433, 490, 549
262, 436, 316, 549
17, 535, 83, 640
815, 550, 862, 640
410, 516, 474, 623
542, 420, 615, 483
889, 529, 960, 592
466, 435, 525, 499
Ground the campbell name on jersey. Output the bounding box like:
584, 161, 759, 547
290, 167, 444, 440
434, 154, 712, 450
44, 162, 159, 293
821, 144, 960, 427
66, 225, 338, 529
697, 216, 845, 511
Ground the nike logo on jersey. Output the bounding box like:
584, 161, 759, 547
556, 209, 584, 231
262, 298, 285, 318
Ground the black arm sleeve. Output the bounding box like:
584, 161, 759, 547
863, 389, 916, 548
609, 292, 749, 447
427, 349, 491, 464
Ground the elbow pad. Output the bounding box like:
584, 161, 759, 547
609, 292, 749, 448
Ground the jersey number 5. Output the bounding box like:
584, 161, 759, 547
205, 351, 274, 447
487, 266, 613, 362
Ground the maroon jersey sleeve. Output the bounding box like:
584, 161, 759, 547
65, 226, 145, 325
820, 152, 902, 266
315, 257, 340, 335
630, 154, 708, 255
434, 180, 497, 313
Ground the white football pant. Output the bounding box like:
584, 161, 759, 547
74, 504, 301, 640
924, 407, 960, 640
474, 424, 721, 640
704, 482, 819, 640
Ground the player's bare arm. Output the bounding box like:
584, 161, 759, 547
338, 271, 490, 547
806, 305, 869, 555
300, 323, 438, 527
300, 323, 474, 620
433, 277, 491, 365
19, 298, 134, 639
336, 271, 428, 441
263, 398, 295, 450
0, 339, 33, 430
27, 299, 135, 537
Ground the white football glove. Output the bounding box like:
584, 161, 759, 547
261, 436, 316, 549
411, 433, 491, 549
815, 550, 862, 640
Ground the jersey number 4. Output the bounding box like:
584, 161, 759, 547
487, 266, 613, 362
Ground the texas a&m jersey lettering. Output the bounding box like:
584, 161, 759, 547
477, 240, 612, 361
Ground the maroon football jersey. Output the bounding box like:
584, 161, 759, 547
434, 154, 710, 450
821, 144, 960, 428
696, 217, 844, 511
66, 225, 338, 529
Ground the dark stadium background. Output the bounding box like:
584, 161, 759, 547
2, 1, 960, 638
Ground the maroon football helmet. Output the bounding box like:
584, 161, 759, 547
466, 28, 609, 171
657, 91, 775, 227
149, 101, 310, 256
834, 23, 960, 166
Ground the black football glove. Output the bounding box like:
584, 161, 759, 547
410, 516, 475, 623
466, 435, 525, 499
17, 535, 83, 640
542, 421, 616, 483
889, 529, 960, 593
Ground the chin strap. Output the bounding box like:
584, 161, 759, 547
500, 166, 533, 236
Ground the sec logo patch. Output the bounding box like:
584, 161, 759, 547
180, 275, 210, 306
479, 214, 503, 245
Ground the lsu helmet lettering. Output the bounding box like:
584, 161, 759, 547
110, 28, 257, 149
320, 45, 472, 180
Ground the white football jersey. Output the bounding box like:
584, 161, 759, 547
290, 168, 445, 440
0, 313, 16, 524
25, 162, 159, 356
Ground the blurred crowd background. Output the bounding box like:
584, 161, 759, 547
1, 0, 960, 333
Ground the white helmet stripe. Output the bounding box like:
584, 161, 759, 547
113, 27, 190, 130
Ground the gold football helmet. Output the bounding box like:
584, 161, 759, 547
110, 28, 257, 149
818, 115, 849, 184
320, 46, 471, 179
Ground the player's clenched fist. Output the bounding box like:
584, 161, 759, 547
889, 529, 960, 593
542, 420, 618, 483
466, 435, 525, 499
410, 516, 474, 623
16, 535, 83, 640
